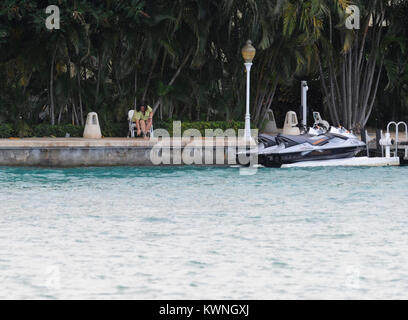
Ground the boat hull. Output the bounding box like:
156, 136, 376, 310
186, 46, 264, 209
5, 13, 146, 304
258, 146, 363, 168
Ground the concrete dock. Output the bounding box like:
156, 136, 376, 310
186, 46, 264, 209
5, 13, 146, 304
0, 136, 406, 167
0, 137, 254, 167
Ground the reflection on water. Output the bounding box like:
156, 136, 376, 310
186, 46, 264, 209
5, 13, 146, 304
0, 166, 408, 299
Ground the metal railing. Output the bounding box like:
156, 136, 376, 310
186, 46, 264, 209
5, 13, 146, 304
386, 121, 408, 158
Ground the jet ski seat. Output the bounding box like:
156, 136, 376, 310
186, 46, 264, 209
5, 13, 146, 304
258, 134, 278, 148
277, 134, 331, 147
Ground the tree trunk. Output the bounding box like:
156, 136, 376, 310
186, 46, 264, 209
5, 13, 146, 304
77, 65, 84, 126
159, 99, 163, 120
57, 104, 63, 124
71, 101, 75, 126
168, 101, 174, 119
196, 96, 200, 121
50, 45, 57, 125
133, 40, 145, 109
96, 51, 103, 104
206, 107, 211, 121
142, 49, 160, 102
72, 101, 79, 126
319, 8, 386, 131
152, 48, 193, 113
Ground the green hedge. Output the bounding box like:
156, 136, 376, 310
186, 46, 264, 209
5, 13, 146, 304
0, 123, 84, 138
98, 120, 173, 137
33, 124, 84, 137
100, 122, 127, 138
0, 124, 15, 138
0, 120, 254, 138
167, 120, 251, 136
99, 120, 248, 137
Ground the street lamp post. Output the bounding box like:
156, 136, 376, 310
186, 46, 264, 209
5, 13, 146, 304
301, 81, 309, 132
241, 40, 256, 140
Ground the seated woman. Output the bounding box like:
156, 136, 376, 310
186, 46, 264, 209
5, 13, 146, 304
132, 103, 154, 137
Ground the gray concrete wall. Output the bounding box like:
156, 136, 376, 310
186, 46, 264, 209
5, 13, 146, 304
0, 146, 243, 167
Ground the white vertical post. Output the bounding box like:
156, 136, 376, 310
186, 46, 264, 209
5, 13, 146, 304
245, 62, 253, 140
385, 133, 391, 158
301, 81, 308, 130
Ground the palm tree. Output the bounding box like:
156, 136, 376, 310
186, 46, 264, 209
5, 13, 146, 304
317, 0, 392, 130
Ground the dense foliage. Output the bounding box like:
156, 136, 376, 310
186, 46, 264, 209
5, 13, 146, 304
0, 120, 248, 138
0, 0, 407, 134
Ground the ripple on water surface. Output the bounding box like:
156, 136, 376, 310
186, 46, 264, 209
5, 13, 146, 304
0, 166, 408, 299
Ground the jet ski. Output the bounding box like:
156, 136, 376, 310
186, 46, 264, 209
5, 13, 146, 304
243, 126, 366, 168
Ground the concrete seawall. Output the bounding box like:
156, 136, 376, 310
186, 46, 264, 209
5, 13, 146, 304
0, 138, 254, 167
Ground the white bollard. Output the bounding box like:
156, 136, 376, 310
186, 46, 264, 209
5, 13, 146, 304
83, 112, 102, 139
282, 111, 300, 135
264, 109, 278, 134
379, 132, 392, 158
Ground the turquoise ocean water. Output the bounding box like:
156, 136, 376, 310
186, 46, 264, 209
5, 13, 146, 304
0, 166, 407, 299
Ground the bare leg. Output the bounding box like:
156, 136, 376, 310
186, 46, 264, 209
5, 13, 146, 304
146, 118, 152, 132
135, 120, 141, 137
140, 120, 147, 135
